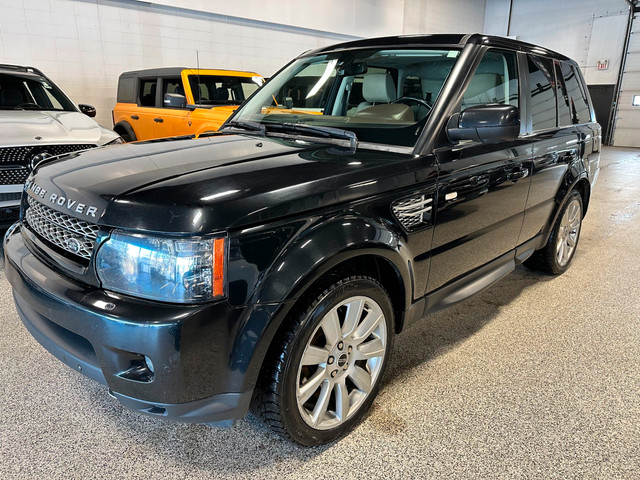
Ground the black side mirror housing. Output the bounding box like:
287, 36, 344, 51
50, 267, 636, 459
447, 104, 520, 142
164, 93, 187, 109
78, 104, 96, 118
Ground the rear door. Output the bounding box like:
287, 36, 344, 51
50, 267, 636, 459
518, 56, 584, 242
134, 77, 161, 141
428, 49, 532, 292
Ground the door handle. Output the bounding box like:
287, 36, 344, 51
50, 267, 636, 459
131, 115, 139, 120
154, 117, 163, 123
507, 169, 528, 182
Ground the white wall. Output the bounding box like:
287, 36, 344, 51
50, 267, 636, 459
0, 0, 488, 129
141, 0, 406, 38
403, 0, 486, 34
484, 0, 629, 80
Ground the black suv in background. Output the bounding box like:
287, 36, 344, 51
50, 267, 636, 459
5, 34, 600, 445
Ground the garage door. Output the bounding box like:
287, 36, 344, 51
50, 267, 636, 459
613, 13, 640, 147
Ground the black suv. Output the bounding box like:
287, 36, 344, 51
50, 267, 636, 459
4, 34, 600, 445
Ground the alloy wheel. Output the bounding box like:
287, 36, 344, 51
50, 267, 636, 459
556, 197, 582, 267
295, 295, 388, 430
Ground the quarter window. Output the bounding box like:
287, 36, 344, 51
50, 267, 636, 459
462, 50, 519, 110
527, 55, 556, 131
560, 62, 591, 124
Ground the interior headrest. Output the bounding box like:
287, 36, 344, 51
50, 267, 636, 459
214, 87, 229, 101
362, 73, 397, 103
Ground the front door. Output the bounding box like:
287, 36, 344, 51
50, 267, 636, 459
428, 49, 532, 293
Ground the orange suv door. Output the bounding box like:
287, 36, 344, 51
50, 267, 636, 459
152, 76, 192, 139
135, 78, 161, 140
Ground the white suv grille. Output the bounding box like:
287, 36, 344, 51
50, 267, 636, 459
24, 196, 99, 261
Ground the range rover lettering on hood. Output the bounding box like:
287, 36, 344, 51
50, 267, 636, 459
25, 180, 100, 218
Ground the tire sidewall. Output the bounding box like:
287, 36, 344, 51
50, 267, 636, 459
278, 277, 394, 446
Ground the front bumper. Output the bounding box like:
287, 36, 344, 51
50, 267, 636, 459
4, 225, 255, 425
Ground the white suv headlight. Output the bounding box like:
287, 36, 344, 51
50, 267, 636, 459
96, 231, 226, 303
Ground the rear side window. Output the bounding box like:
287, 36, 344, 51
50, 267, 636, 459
554, 62, 572, 127
527, 56, 556, 131
139, 79, 157, 107
559, 62, 591, 124
462, 49, 519, 110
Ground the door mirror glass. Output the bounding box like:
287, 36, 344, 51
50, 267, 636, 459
447, 104, 520, 142
163, 93, 187, 109
78, 104, 96, 117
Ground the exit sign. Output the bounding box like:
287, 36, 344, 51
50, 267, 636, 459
597, 60, 610, 70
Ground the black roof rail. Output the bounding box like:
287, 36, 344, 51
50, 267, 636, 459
0, 64, 45, 76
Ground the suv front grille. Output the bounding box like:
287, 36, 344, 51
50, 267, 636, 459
24, 196, 99, 261
0, 167, 30, 185
0, 144, 97, 165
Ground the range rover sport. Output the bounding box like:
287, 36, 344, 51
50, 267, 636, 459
4, 34, 600, 446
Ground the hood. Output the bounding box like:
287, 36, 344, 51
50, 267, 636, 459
27, 134, 422, 233
0, 110, 105, 146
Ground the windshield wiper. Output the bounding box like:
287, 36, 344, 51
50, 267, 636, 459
267, 123, 357, 150
219, 120, 266, 136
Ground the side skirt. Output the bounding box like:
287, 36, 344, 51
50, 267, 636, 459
400, 235, 543, 331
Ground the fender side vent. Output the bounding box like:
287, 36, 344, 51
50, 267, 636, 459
392, 194, 433, 231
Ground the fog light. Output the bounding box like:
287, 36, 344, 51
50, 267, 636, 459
144, 355, 154, 374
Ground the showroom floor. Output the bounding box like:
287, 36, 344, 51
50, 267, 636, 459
1, 146, 639, 479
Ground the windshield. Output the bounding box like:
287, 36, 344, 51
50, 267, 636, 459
189, 75, 264, 106
0, 73, 76, 111
230, 48, 460, 147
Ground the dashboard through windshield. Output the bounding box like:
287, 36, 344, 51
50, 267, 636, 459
231, 48, 460, 147
0, 73, 76, 112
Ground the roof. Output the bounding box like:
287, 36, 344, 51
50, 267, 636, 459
308, 33, 571, 62
0, 64, 45, 77
119, 67, 261, 78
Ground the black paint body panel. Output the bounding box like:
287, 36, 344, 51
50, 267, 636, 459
5, 33, 601, 425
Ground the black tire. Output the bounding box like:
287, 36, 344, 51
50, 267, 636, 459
114, 123, 137, 143
524, 189, 583, 275
251, 275, 394, 446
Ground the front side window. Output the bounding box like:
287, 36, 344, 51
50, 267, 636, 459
461, 49, 519, 110
230, 48, 460, 147
188, 75, 262, 106
527, 55, 557, 131
0, 73, 75, 111
163, 78, 184, 96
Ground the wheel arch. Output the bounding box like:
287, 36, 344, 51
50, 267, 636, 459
113, 121, 137, 142
232, 214, 413, 394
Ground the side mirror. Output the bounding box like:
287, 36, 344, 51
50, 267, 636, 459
447, 104, 520, 142
78, 104, 96, 118
164, 93, 187, 109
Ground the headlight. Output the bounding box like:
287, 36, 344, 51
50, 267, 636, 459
104, 137, 125, 146
96, 231, 226, 303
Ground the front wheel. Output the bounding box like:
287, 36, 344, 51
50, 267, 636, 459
524, 189, 583, 275
252, 276, 394, 445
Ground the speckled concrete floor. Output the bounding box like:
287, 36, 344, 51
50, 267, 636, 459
1, 147, 639, 479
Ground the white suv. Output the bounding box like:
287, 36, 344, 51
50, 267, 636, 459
0, 64, 122, 227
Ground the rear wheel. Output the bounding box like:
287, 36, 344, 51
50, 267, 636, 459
114, 123, 137, 142
252, 276, 394, 445
524, 189, 583, 275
